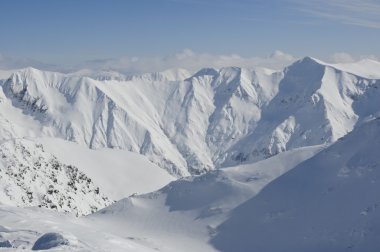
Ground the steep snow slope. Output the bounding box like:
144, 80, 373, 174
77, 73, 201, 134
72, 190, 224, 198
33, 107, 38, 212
186, 67, 282, 171
212, 117, 380, 252
0, 69, 190, 176
89, 145, 323, 251
0, 83, 49, 140
0, 139, 111, 216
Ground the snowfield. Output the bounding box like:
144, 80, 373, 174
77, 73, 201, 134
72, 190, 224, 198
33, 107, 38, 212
0, 144, 322, 251
0, 57, 380, 251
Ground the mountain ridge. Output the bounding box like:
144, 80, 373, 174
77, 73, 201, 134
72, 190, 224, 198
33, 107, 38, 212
1, 57, 380, 175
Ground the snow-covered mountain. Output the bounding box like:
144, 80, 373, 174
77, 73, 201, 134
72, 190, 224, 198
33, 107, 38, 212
0, 57, 380, 250
0, 66, 282, 175
223, 57, 380, 166
1, 57, 379, 176
3, 116, 379, 251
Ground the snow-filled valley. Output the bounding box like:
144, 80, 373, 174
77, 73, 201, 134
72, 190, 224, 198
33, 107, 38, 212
0, 57, 380, 251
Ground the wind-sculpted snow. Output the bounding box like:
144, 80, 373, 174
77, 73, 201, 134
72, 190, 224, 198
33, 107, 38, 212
0, 57, 379, 176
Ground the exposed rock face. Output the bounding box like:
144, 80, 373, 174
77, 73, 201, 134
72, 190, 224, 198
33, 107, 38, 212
32, 233, 69, 251
0, 139, 111, 216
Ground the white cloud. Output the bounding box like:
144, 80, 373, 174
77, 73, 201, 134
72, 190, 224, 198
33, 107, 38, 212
0, 53, 54, 70
290, 0, 380, 28
78, 49, 296, 74
329, 53, 356, 63
326, 52, 379, 63
69, 50, 380, 74
1, 50, 378, 74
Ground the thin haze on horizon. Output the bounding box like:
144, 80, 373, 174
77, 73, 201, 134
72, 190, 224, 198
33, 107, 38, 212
0, 0, 379, 71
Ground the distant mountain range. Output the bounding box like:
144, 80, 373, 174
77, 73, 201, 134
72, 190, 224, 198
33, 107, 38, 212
1, 57, 379, 176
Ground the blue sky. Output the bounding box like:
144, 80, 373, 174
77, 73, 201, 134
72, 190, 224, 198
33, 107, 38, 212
0, 0, 379, 71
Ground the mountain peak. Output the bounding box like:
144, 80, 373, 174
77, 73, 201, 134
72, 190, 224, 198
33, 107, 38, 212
190, 67, 219, 79
283, 56, 326, 78
19, 66, 48, 75
297, 56, 327, 66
